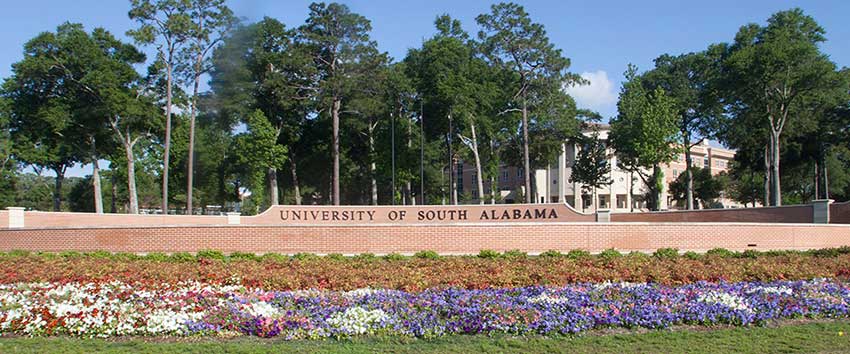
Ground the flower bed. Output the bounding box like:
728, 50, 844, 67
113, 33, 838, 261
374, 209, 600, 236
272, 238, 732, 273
2, 250, 850, 290
2, 280, 849, 338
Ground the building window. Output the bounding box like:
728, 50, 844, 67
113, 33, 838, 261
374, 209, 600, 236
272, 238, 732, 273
553, 179, 558, 185
673, 169, 678, 177
517, 168, 523, 177
472, 190, 478, 199
599, 195, 609, 209
704, 156, 710, 167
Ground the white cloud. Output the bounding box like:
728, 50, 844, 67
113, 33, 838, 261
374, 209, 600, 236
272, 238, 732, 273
564, 70, 617, 113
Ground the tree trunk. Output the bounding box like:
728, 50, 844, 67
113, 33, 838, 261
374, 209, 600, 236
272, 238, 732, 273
823, 158, 830, 199
470, 124, 484, 205
522, 97, 531, 203
684, 137, 694, 210
490, 175, 497, 204
369, 122, 378, 205
186, 53, 203, 215
629, 171, 634, 212
814, 160, 819, 201
268, 167, 279, 205
331, 98, 341, 205
124, 136, 139, 214
110, 170, 117, 213
770, 131, 781, 206
289, 150, 301, 205
90, 137, 103, 214
162, 57, 173, 215
763, 144, 771, 206
53, 167, 64, 212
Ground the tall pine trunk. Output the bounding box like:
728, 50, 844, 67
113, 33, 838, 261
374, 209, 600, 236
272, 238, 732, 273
522, 97, 531, 203
162, 56, 173, 214
763, 144, 771, 206
683, 133, 694, 210
90, 136, 103, 214
186, 52, 203, 215
289, 150, 301, 205
331, 99, 341, 205
369, 120, 378, 205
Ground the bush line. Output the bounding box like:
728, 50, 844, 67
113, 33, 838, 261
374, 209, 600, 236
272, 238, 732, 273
2, 246, 850, 263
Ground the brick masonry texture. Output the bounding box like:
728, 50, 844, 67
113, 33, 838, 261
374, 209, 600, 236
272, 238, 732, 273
0, 203, 848, 254
0, 223, 848, 255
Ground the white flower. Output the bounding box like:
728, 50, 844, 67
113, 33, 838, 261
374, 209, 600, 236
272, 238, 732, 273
746, 286, 793, 295
697, 291, 751, 312
327, 307, 389, 335
527, 293, 571, 304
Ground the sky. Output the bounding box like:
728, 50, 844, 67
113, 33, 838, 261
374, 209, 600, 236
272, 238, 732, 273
2, 0, 850, 176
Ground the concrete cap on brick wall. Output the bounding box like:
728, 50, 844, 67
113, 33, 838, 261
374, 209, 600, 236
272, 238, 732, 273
6, 207, 24, 228
813, 199, 834, 224
596, 209, 611, 223
226, 212, 241, 225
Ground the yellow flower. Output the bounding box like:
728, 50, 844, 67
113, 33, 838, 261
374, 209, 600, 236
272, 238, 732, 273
839, 331, 844, 336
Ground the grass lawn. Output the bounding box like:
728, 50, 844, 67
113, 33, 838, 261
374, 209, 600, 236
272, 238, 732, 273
1, 321, 850, 353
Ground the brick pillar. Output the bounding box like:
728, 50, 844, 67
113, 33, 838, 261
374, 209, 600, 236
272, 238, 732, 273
226, 212, 241, 225
813, 199, 833, 224
7, 207, 24, 228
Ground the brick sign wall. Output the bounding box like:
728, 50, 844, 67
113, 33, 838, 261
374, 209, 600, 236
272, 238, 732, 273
0, 203, 848, 255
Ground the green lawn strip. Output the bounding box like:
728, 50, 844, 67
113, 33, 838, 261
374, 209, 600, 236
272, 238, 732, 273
2, 321, 850, 353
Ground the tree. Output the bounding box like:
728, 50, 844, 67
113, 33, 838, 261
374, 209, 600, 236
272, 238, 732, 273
476, 2, 582, 203
3, 24, 86, 211
669, 167, 727, 209
721, 8, 838, 206
232, 110, 287, 213
569, 131, 612, 211
643, 52, 721, 210
178, 0, 236, 214
299, 2, 379, 205
609, 65, 680, 211
128, 0, 192, 213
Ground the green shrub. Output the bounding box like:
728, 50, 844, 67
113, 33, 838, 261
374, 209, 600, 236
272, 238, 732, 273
7, 250, 31, 258
354, 253, 377, 261
598, 248, 622, 260
478, 249, 500, 259
413, 250, 440, 260
383, 253, 406, 261
260, 253, 288, 262
566, 249, 591, 260
143, 252, 169, 262
169, 252, 195, 262
196, 250, 225, 261
539, 250, 563, 258
111, 252, 139, 261
292, 253, 319, 261
706, 248, 737, 258
229, 252, 258, 261
683, 251, 701, 260
739, 250, 760, 259
627, 251, 649, 260
653, 248, 679, 260
808, 247, 850, 258
59, 251, 82, 258
326, 253, 346, 261
502, 250, 527, 259
85, 251, 113, 259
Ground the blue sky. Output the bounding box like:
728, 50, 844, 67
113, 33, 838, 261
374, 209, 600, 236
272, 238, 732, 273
2, 0, 849, 176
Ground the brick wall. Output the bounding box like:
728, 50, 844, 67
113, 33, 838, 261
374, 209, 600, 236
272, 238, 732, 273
610, 205, 814, 223
0, 223, 848, 254
832, 202, 850, 224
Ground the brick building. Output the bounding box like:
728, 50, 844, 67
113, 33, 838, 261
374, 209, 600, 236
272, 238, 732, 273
454, 123, 744, 211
